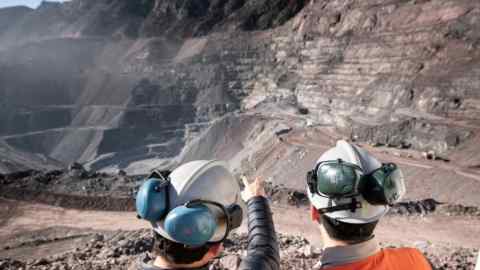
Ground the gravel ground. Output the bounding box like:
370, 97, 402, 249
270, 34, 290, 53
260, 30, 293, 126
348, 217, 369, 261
0, 230, 477, 270
1, 169, 479, 269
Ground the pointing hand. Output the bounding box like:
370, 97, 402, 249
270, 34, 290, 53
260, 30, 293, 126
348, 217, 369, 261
241, 176, 266, 201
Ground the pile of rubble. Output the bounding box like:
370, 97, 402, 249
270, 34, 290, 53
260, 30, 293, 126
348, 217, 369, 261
0, 164, 141, 196
0, 230, 477, 270
0, 166, 143, 211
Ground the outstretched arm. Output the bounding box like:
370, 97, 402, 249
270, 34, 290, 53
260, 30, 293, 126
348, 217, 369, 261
238, 177, 280, 270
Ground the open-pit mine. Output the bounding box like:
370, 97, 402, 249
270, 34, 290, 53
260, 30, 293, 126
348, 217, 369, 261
1, 0, 480, 269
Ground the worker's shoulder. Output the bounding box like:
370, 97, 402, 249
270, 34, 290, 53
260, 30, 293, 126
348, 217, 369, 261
382, 246, 424, 257
381, 247, 432, 269
320, 247, 432, 270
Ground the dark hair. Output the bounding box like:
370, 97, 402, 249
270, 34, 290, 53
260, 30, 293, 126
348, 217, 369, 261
152, 232, 212, 264
321, 215, 378, 244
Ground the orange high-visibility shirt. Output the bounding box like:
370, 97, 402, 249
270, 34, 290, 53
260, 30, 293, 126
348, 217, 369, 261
324, 248, 432, 270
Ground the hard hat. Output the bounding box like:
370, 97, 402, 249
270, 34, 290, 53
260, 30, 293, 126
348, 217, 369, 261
307, 140, 406, 224
136, 160, 245, 246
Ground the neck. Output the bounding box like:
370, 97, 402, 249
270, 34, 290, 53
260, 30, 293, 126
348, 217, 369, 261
320, 225, 350, 249
153, 256, 209, 269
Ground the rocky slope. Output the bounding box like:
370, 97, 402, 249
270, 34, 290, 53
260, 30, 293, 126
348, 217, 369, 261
0, 0, 479, 176
0, 228, 478, 270
1, 2, 480, 269
0, 0, 309, 174
0, 168, 479, 269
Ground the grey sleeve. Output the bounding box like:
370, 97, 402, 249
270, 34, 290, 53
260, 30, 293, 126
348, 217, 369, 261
238, 196, 280, 270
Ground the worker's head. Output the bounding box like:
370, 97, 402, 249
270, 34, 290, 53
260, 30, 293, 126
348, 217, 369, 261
136, 160, 244, 266
306, 140, 406, 244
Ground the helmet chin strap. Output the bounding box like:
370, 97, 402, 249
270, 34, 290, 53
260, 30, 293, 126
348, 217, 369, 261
318, 197, 362, 214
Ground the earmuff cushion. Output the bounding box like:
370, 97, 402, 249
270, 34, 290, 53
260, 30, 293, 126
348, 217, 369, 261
164, 205, 217, 247
226, 204, 243, 229
136, 179, 168, 222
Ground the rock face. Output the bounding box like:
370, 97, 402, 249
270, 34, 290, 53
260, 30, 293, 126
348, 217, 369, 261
0, 0, 479, 173
246, 0, 480, 154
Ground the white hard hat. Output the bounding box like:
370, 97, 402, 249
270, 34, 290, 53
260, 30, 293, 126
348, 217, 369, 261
307, 140, 390, 224
152, 160, 245, 241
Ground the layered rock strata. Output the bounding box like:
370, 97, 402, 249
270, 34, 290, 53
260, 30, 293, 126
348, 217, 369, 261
0, 0, 479, 173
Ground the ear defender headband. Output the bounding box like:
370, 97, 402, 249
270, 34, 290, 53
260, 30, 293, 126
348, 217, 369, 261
135, 170, 243, 247
307, 160, 405, 213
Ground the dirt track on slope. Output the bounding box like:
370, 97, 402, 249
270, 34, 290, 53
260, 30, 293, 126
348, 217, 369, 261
0, 199, 145, 239
269, 127, 480, 207
270, 204, 480, 249
1, 198, 479, 260
0, 187, 135, 211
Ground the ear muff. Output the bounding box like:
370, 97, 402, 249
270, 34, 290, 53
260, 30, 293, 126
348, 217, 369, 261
163, 201, 243, 246
358, 163, 405, 205
136, 178, 169, 222
358, 174, 386, 205
164, 205, 217, 247
307, 160, 406, 215
226, 204, 243, 230
136, 166, 243, 247
308, 160, 363, 198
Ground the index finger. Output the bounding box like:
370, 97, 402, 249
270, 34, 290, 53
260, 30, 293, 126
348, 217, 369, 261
241, 175, 250, 187
255, 176, 265, 187
254, 177, 264, 185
